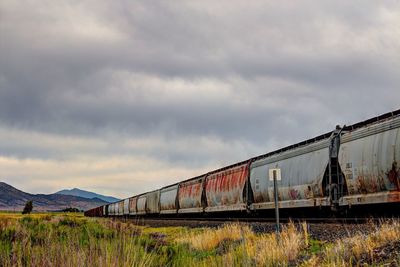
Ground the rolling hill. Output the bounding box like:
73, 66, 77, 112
55, 188, 120, 203
0, 182, 108, 212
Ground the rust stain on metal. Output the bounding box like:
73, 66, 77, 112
387, 161, 400, 190
304, 185, 313, 199
356, 176, 368, 194
205, 163, 249, 207
160, 186, 178, 211
118, 201, 123, 215
254, 194, 266, 203
377, 173, 386, 191
129, 197, 137, 213
162, 203, 175, 210
288, 188, 300, 200
388, 191, 400, 202
178, 179, 204, 209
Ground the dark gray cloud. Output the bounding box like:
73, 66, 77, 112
0, 1, 399, 196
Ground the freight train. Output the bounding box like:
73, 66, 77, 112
85, 109, 400, 218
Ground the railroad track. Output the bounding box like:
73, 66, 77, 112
111, 215, 400, 224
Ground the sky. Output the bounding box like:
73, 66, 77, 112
0, 1, 399, 198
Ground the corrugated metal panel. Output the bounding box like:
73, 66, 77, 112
251, 139, 330, 168
160, 185, 178, 214
205, 163, 249, 212
137, 195, 146, 215
112, 203, 116, 215
129, 197, 137, 215
118, 201, 124, 216
339, 119, 400, 198
123, 199, 129, 215
146, 190, 160, 214
108, 204, 114, 215
178, 176, 205, 213
250, 139, 329, 210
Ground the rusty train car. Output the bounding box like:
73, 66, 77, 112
85, 109, 400, 218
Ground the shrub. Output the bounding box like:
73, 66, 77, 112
22, 201, 33, 214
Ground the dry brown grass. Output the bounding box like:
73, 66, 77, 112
304, 220, 400, 267
178, 222, 309, 266
247, 222, 307, 266
176, 223, 255, 251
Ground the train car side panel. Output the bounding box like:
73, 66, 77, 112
118, 201, 124, 216
339, 116, 400, 205
160, 185, 178, 214
137, 196, 146, 215
104, 205, 109, 216
129, 197, 137, 215
178, 176, 205, 213
250, 140, 330, 210
123, 199, 129, 215
205, 163, 249, 212
146, 190, 160, 214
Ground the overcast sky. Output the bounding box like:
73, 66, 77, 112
0, 1, 399, 198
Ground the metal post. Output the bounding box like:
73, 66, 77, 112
273, 170, 280, 233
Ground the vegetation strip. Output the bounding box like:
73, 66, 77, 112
0, 212, 399, 266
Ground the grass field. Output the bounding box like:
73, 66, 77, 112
0, 212, 399, 266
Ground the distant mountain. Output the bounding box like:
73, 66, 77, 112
0, 182, 108, 212
55, 188, 120, 203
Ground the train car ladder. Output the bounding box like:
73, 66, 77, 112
328, 126, 345, 207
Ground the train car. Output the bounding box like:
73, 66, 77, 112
205, 162, 251, 212
113, 202, 118, 216
98, 206, 104, 217
160, 184, 179, 214
87, 206, 103, 217
146, 190, 160, 214
118, 201, 124, 216
107, 204, 112, 216
123, 199, 129, 216
136, 194, 147, 215
339, 114, 400, 206
249, 136, 331, 211
110, 203, 115, 216
111, 202, 116, 216
103, 205, 107, 216
178, 175, 206, 213
129, 196, 137, 215
83, 209, 90, 217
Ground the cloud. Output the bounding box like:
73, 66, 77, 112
0, 0, 399, 196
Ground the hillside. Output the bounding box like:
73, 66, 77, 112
0, 182, 107, 212
55, 188, 120, 203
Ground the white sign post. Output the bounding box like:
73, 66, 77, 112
269, 168, 281, 181
269, 168, 281, 233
